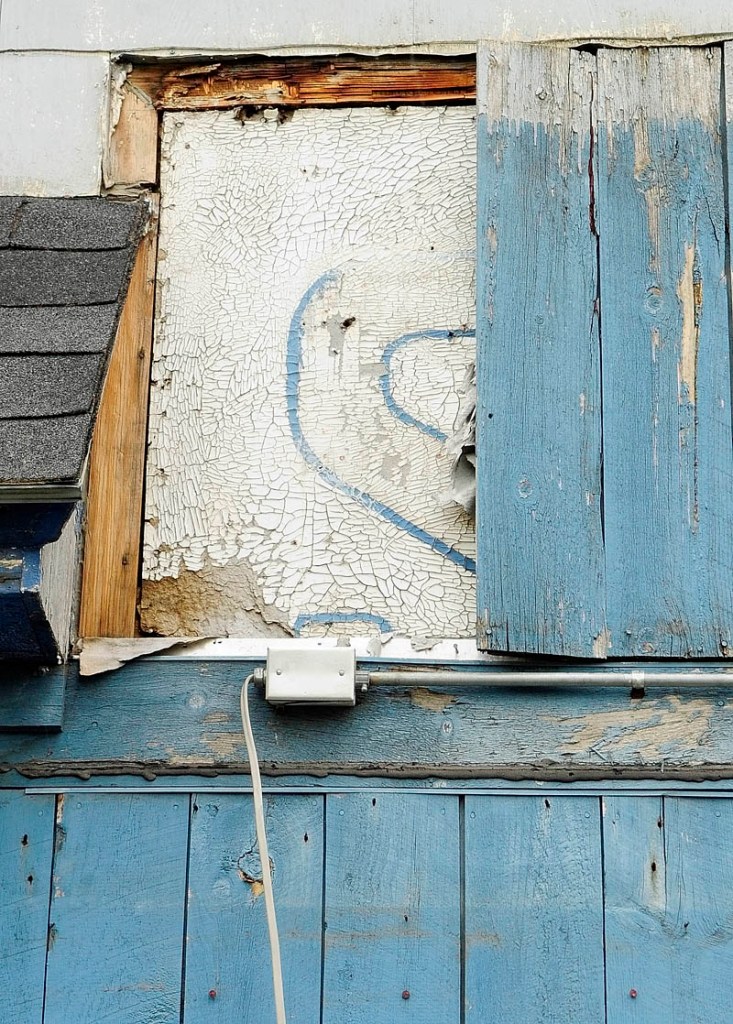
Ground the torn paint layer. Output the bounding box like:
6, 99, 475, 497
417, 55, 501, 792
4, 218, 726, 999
145, 105, 476, 639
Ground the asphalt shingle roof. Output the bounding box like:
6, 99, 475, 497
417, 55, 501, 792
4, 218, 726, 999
0, 197, 148, 486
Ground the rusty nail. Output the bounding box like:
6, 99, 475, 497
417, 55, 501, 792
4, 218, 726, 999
629, 989, 637, 999
402, 990, 410, 1000
209, 989, 217, 999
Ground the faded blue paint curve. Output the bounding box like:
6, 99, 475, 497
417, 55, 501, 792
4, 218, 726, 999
293, 611, 394, 635
286, 271, 476, 574
379, 328, 475, 443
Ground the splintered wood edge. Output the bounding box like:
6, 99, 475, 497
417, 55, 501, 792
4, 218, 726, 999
128, 55, 477, 110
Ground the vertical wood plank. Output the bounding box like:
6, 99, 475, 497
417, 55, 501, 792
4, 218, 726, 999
322, 793, 460, 1024
465, 795, 605, 1023
0, 792, 55, 1024
476, 43, 606, 657
105, 78, 159, 189
43, 793, 188, 1024
597, 47, 733, 656
604, 795, 733, 1022
78, 209, 158, 638
183, 794, 323, 1023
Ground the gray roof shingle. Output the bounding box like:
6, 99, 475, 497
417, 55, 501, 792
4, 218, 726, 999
0, 305, 118, 354
0, 197, 148, 486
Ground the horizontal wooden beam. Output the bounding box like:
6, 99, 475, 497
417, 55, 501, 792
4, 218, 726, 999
2, 659, 733, 781
129, 56, 476, 111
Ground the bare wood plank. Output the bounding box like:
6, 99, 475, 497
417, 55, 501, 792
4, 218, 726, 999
129, 55, 476, 110
598, 47, 733, 657
476, 42, 606, 657
105, 78, 158, 189
78, 207, 158, 637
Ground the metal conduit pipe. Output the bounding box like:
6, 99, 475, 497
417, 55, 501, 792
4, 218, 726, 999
366, 669, 733, 689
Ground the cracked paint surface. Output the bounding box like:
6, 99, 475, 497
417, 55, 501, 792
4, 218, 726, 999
144, 105, 476, 637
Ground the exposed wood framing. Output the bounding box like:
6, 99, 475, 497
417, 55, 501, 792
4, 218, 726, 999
106, 78, 158, 189
79, 204, 159, 637
128, 55, 476, 110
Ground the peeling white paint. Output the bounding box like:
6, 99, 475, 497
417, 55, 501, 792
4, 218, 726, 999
144, 105, 477, 638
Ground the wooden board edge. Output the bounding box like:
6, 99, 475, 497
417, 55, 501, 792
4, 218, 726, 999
128, 55, 476, 111
78, 205, 159, 638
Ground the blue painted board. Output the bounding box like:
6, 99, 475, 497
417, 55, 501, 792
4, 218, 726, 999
5, 661, 733, 781
604, 795, 733, 1022
322, 792, 460, 1024
43, 793, 189, 1024
597, 47, 733, 657
0, 664, 66, 731
465, 795, 605, 1023
184, 793, 323, 1023
476, 44, 606, 657
0, 791, 55, 1024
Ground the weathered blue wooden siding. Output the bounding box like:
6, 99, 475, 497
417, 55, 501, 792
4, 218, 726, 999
4, 787, 733, 1023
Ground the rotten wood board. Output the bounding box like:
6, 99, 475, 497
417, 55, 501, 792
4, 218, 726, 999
597, 46, 733, 658
3, 661, 733, 780
78, 204, 159, 638
129, 55, 476, 111
476, 42, 605, 657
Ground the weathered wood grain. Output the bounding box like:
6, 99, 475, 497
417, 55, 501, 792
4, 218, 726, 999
465, 795, 604, 1023
106, 76, 158, 189
597, 47, 733, 658
0, 791, 55, 1024
476, 43, 606, 657
43, 793, 188, 1024
184, 793, 323, 1023
78, 207, 158, 638
604, 795, 733, 1021
322, 792, 460, 1023
129, 55, 475, 111
4, 661, 733, 780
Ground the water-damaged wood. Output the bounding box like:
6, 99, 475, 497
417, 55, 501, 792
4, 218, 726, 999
128, 55, 476, 110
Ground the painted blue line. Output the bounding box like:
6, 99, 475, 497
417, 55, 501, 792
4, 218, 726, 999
294, 611, 394, 635
286, 271, 476, 574
379, 328, 476, 443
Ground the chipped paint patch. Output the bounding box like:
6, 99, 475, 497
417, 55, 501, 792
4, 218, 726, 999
550, 695, 713, 760
410, 688, 456, 712
140, 560, 292, 637
676, 242, 700, 405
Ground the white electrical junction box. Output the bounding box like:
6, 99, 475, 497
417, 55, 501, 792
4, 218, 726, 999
265, 644, 357, 706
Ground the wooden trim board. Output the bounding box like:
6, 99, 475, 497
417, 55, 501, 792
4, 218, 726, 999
79, 206, 159, 637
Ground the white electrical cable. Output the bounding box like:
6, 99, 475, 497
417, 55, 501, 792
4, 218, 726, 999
240, 674, 287, 1024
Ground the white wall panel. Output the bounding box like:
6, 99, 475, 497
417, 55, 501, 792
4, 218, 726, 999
0, 52, 108, 196
0, 0, 415, 52
414, 0, 733, 43
3, 0, 733, 53
142, 106, 476, 639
